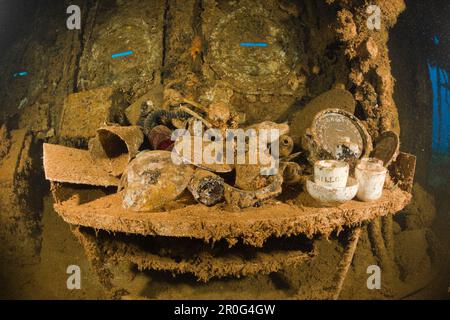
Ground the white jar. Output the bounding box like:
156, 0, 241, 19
355, 158, 387, 202
314, 160, 349, 189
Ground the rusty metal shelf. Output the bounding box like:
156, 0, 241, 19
53, 187, 411, 247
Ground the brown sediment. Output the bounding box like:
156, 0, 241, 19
368, 217, 395, 273
389, 152, 416, 193
125, 247, 315, 282
402, 183, 436, 230
382, 214, 395, 258
0, 130, 27, 184
58, 87, 126, 145
331, 227, 362, 300
0, 129, 43, 265
50, 182, 109, 206
43, 143, 119, 187
96, 234, 316, 282
0, 125, 11, 159
18, 103, 50, 135
71, 227, 114, 292
336, 0, 406, 137
54, 188, 411, 247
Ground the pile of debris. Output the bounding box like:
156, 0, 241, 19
44, 85, 412, 214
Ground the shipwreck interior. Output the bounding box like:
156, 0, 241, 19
0, 0, 449, 300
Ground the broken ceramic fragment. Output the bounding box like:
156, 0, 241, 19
235, 162, 271, 191
120, 150, 194, 211
234, 144, 280, 191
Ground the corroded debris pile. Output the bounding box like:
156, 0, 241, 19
45, 82, 414, 214
47, 84, 299, 210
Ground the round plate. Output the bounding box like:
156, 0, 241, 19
370, 131, 400, 167
310, 109, 372, 160
208, 6, 303, 94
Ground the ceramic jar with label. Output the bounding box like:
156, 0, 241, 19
314, 160, 349, 189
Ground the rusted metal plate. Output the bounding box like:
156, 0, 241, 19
77, 0, 165, 94
88, 125, 143, 177
207, 2, 305, 94
389, 152, 416, 193
43, 143, 119, 187
309, 109, 372, 160
371, 131, 400, 167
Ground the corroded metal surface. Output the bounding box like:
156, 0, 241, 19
206, 0, 305, 95
89, 125, 144, 177
43, 143, 119, 187
75, 227, 317, 282
371, 131, 400, 167
53, 187, 411, 247
304, 108, 373, 163
389, 152, 416, 193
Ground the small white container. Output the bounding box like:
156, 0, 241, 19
355, 158, 387, 202
314, 160, 349, 189
306, 177, 359, 205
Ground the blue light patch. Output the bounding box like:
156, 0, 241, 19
13, 71, 28, 77
111, 50, 134, 58
240, 42, 268, 47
